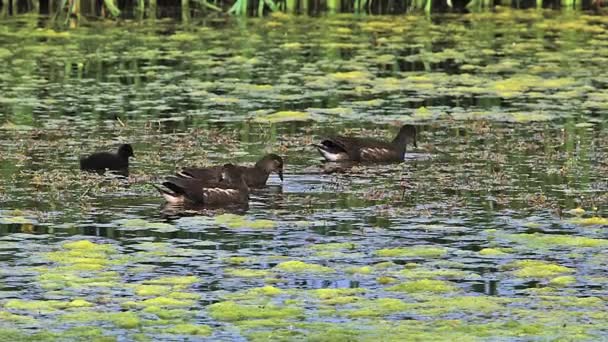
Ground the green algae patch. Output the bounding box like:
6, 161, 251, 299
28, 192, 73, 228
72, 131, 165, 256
569, 216, 608, 226
377, 276, 398, 284
501, 233, 608, 248
549, 276, 577, 287
67, 299, 94, 308
310, 288, 365, 299
227, 286, 284, 300
140, 296, 195, 308
416, 296, 505, 315
208, 301, 303, 321
0, 311, 36, 323
134, 285, 172, 296
387, 279, 457, 293
162, 324, 212, 336
59, 311, 141, 329
397, 266, 478, 280
479, 248, 511, 256
144, 276, 198, 285
344, 298, 408, 317
225, 268, 271, 278
4, 299, 67, 313
143, 306, 192, 320
252, 111, 312, 123
117, 218, 177, 232
274, 260, 334, 273
345, 266, 372, 274
375, 246, 447, 258
310, 242, 357, 251
505, 260, 573, 278
215, 214, 277, 229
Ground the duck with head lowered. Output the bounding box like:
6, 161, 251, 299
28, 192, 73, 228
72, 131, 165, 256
155, 164, 249, 207
177, 153, 284, 188
314, 124, 417, 163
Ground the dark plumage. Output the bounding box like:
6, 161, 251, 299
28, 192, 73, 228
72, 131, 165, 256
155, 164, 249, 207
79, 144, 134, 174
314, 125, 417, 163
178, 154, 284, 188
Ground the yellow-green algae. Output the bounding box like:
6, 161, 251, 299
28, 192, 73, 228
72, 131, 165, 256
479, 247, 511, 256
208, 301, 303, 321
160, 324, 212, 336
59, 311, 141, 329
397, 266, 479, 280
225, 268, 271, 278
548, 275, 577, 287
215, 214, 277, 229
273, 260, 334, 273
133, 285, 172, 296
343, 298, 408, 317
144, 275, 198, 285
500, 233, 608, 248
143, 306, 193, 320
226, 286, 284, 300
504, 260, 573, 278
374, 246, 447, 258
569, 216, 608, 226
387, 279, 458, 293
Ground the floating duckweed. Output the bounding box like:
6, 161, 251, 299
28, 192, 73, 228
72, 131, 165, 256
225, 268, 271, 278
375, 246, 447, 258
225, 256, 249, 264
549, 276, 577, 287
377, 276, 398, 284
140, 296, 194, 307
4, 299, 66, 312
145, 276, 198, 285
479, 248, 510, 256
567, 208, 586, 216
142, 306, 191, 320
398, 267, 477, 280
60, 311, 140, 329
168, 292, 201, 300
310, 242, 357, 250
274, 260, 334, 273
135, 285, 172, 296
346, 266, 372, 274
208, 301, 302, 321
67, 299, 93, 308
569, 217, 608, 226
228, 286, 284, 300
502, 233, 608, 248
345, 298, 408, 317
311, 288, 365, 299
0, 311, 36, 323
215, 214, 277, 229
252, 111, 312, 123
162, 324, 212, 336
416, 296, 505, 315
506, 260, 573, 278
387, 279, 457, 293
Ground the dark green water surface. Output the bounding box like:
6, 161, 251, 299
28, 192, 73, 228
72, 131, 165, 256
0, 10, 607, 341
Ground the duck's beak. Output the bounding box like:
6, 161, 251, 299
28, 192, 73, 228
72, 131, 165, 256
278, 170, 284, 182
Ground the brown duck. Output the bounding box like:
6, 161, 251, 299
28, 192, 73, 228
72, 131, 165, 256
177, 154, 284, 188
155, 164, 249, 207
314, 125, 417, 163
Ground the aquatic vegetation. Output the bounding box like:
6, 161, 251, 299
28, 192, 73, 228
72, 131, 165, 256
568, 216, 608, 226
504, 260, 574, 278
386, 279, 458, 293
273, 261, 334, 273
374, 246, 447, 258
215, 214, 277, 229
208, 301, 303, 321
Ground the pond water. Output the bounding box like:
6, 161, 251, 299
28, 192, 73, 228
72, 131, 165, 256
1, 9, 608, 341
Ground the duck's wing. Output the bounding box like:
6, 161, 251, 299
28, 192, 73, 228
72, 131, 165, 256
177, 165, 223, 181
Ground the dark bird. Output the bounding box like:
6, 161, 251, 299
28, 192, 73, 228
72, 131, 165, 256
178, 154, 284, 188
155, 164, 249, 207
314, 124, 417, 163
80, 144, 134, 175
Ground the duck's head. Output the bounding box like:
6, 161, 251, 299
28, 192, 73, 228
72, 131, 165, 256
256, 154, 284, 181
118, 144, 135, 158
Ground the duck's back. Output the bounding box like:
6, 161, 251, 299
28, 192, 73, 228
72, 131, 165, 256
80, 152, 128, 171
